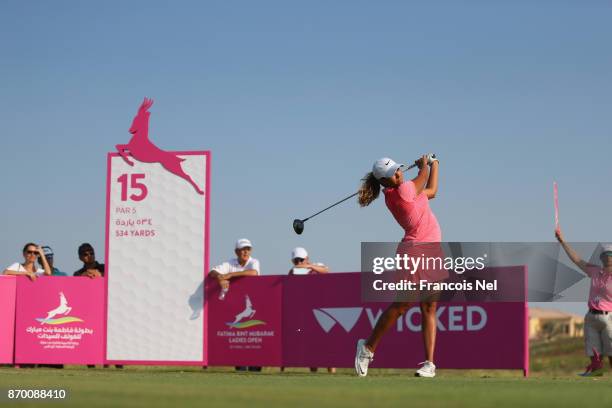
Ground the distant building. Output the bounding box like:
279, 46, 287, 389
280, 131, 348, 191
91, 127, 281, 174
528, 308, 584, 340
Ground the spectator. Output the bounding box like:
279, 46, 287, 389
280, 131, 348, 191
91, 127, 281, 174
287, 247, 334, 374
72, 243, 122, 369
209, 238, 260, 292
209, 238, 260, 372
39, 246, 67, 276
73, 243, 104, 279
37, 245, 66, 369
288, 247, 329, 275
3, 243, 51, 280
556, 229, 612, 376
555, 228, 612, 377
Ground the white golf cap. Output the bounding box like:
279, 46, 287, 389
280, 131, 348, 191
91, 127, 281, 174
601, 244, 612, 256
291, 247, 308, 260
372, 157, 403, 180
235, 238, 252, 249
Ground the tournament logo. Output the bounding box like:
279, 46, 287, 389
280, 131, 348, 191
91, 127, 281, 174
36, 292, 84, 325
116, 98, 204, 195
226, 295, 265, 329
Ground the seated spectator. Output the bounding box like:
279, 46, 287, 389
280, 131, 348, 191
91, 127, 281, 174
72, 243, 122, 369
209, 238, 260, 292
288, 247, 329, 275
3, 243, 51, 281
209, 238, 260, 372
287, 247, 334, 374
73, 243, 104, 279
40, 246, 67, 276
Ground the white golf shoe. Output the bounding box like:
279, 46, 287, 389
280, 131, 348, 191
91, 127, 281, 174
415, 361, 436, 377
354, 339, 374, 377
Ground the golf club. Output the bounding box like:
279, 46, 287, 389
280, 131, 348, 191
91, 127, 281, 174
293, 155, 435, 234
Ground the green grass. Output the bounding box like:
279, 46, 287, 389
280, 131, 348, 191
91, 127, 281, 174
1, 366, 611, 408
0, 338, 609, 408
530, 337, 590, 374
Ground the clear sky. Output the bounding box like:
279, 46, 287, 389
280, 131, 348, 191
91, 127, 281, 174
1, 1, 610, 313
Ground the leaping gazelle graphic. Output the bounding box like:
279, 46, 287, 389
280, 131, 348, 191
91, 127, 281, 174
231, 295, 256, 325
41, 292, 72, 324
116, 98, 204, 195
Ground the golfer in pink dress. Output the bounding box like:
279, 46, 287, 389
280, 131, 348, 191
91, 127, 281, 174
355, 154, 444, 378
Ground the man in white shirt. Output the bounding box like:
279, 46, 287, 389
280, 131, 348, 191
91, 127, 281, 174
209, 238, 260, 293
209, 238, 261, 372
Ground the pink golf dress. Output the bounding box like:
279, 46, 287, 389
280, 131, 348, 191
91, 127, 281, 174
384, 180, 447, 283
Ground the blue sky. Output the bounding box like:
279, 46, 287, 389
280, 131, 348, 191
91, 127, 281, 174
1, 1, 610, 313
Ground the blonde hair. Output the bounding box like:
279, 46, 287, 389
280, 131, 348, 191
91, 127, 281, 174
358, 172, 381, 207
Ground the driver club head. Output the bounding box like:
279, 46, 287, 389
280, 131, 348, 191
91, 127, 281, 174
293, 219, 305, 235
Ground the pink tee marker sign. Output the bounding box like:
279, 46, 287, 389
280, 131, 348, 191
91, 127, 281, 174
106, 98, 210, 364
14, 277, 105, 365
0, 276, 17, 364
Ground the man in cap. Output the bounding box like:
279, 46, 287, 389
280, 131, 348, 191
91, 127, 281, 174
39, 246, 67, 276
288, 247, 329, 275
209, 238, 260, 288
556, 230, 612, 376
209, 238, 261, 372
287, 247, 334, 374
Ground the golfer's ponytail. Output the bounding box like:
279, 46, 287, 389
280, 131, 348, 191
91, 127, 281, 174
358, 172, 381, 207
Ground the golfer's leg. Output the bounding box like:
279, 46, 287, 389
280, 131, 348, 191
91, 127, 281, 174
366, 302, 410, 352
420, 301, 437, 362
584, 313, 601, 357
602, 314, 612, 367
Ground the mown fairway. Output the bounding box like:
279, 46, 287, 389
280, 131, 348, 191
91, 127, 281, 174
1, 366, 610, 408
1, 338, 609, 408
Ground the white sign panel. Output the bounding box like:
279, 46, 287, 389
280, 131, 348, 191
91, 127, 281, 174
105, 152, 209, 363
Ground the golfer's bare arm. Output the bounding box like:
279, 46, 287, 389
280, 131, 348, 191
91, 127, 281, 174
411, 162, 429, 194
422, 161, 439, 199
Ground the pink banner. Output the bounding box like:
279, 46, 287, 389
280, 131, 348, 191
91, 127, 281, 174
0, 276, 16, 364
8, 271, 527, 372
14, 277, 105, 365
283, 271, 527, 371
206, 276, 283, 366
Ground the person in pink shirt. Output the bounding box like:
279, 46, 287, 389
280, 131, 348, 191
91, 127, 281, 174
354, 154, 443, 378
556, 229, 612, 376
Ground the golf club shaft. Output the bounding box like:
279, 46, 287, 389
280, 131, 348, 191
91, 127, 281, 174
303, 162, 419, 222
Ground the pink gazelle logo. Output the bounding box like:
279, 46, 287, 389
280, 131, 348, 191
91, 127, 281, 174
115, 98, 204, 195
